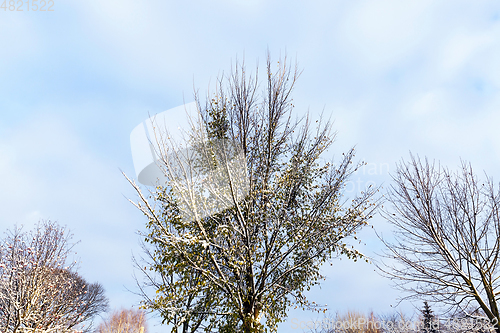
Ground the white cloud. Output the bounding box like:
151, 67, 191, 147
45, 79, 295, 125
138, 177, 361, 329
0, 113, 144, 310
407, 90, 448, 117
439, 32, 493, 76
0, 16, 42, 73
336, 0, 435, 70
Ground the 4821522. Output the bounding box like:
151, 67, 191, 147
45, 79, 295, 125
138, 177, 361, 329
1, 0, 54, 11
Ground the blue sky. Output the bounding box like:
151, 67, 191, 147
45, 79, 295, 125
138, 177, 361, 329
1, 0, 500, 332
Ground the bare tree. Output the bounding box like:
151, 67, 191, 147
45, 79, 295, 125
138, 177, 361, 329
127, 54, 378, 332
0, 220, 109, 333
96, 309, 147, 333
378, 155, 500, 332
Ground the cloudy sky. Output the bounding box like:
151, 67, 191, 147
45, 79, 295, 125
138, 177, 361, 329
1, 0, 500, 331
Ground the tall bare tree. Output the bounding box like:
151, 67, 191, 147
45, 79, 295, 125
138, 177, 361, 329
0, 221, 109, 333
128, 54, 377, 333
378, 155, 500, 333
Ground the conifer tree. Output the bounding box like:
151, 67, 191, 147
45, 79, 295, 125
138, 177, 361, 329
421, 302, 439, 333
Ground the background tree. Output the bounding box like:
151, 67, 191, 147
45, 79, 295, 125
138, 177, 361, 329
420, 302, 439, 333
128, 55, 377, 332
96, 308, 147, 333
0, 220, 109, 333
305, 311, 383, 333
378, 155, 500, 333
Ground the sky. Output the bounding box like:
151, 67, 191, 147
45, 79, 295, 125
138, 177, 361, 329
1, 0, 500, 332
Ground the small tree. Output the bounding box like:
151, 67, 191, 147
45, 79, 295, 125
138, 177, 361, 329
378, 155, 500, 333
96, 309, 147, 333
128, 54, 378, 332
420, 302, 439, 333
0, 220, 109, 333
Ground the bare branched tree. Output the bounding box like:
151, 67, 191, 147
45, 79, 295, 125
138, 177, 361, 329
127, 54, 378, 333
0, 220, 109, 333
378, 154, 500, 333
96, 308, 147, 333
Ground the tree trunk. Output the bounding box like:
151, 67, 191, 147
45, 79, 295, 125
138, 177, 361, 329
242, 300, 262, 333
242, 315, 258, 333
